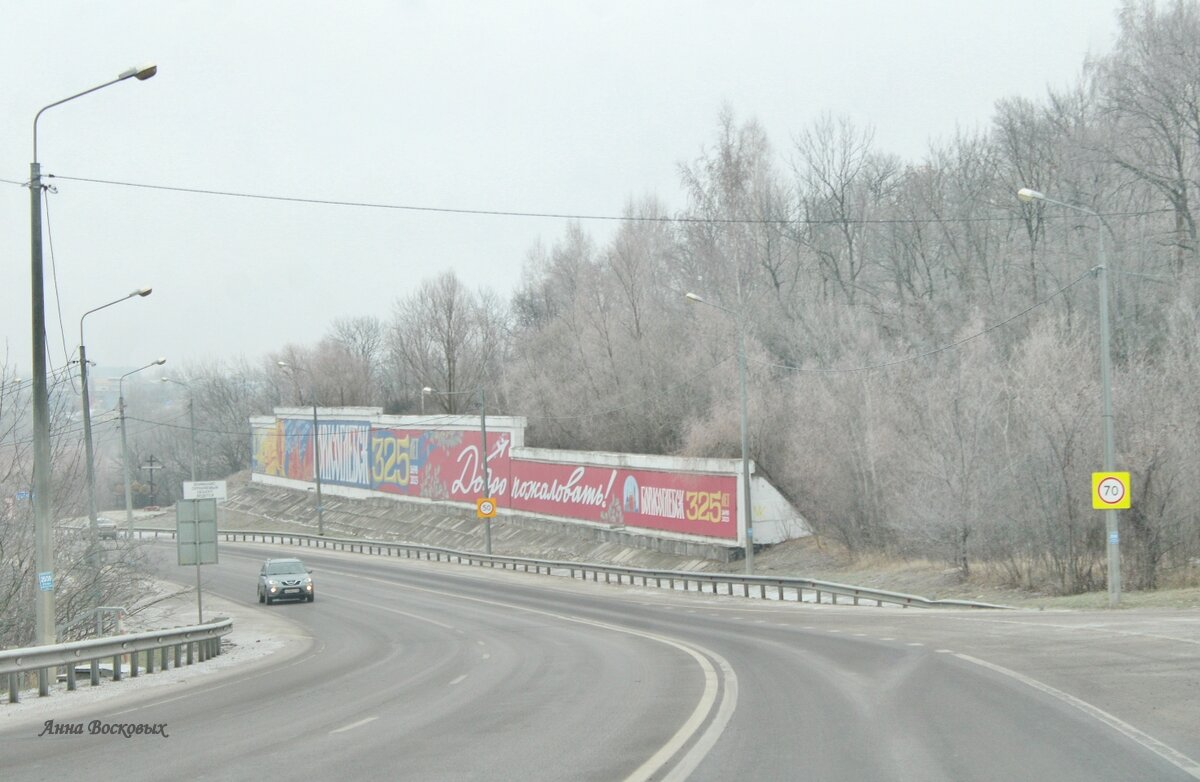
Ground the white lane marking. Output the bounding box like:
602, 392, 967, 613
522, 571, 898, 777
481, 653, 491, 660
657, 652, 738, 782
935, 649, 954, 654
449, 675, 467, 686
853, 633, 867, 637
330, 716, 377, 734
907, 642, 923, 647
952, 652, 1200, 779
325, 568, 737, 782
881, 637, 895, 641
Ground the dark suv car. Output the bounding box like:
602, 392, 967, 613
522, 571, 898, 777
257, 558, 315, 604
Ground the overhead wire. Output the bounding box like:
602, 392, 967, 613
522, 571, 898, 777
42, 188, 79, 393
30, 173, 1177, 226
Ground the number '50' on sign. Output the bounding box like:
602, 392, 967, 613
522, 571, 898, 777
1092, 472, 1131, 510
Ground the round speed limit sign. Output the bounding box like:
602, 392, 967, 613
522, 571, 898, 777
1092, 472, 1131, 510
476, 497, 497, 518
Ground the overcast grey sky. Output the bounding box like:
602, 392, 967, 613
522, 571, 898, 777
2, 1, 1121, 375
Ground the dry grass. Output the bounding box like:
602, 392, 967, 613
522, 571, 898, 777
753, 535, 1200, 608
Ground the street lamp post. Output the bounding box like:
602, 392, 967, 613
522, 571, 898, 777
160, 377, 196, 482
478, 388, 491, 555
277, 362, 324, 536
120, 359, 166, 536
29, 63, 156, 655
685, 292, 754, 573
421, 386, 433, 415
425, 386, 493, 554
80, 288, 153, 556
1017, 187, 1121, 607
161, 377, 201, 624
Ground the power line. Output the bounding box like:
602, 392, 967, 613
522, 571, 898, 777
36, 173, 1176, 226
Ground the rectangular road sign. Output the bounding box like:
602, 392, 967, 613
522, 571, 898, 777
183, 481, 227, 501
177, 498, 219, 566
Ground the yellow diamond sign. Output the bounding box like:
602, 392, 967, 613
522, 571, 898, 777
1092, 472, 1130, 510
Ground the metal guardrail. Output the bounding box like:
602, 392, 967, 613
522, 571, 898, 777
135, 527, 1012, 610
2, 617, 232, 703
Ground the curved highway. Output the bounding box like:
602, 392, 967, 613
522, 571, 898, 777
2, 542, 1197, 781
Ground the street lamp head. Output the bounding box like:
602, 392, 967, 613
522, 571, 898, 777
153, 357, 166, 366
119, 63, 158, 81
133, 286, 152, 297
1017, 187, 1045, 203
422, 386, 433, 393
277, 361, 289, 368
684, 292, 705, 303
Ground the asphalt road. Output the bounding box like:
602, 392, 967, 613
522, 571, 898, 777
2, 542, 1197, 781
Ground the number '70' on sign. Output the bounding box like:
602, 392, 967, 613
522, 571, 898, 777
1092, 472, 1131, 510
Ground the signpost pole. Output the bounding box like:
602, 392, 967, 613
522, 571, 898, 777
479, 388, 491, 555
177, 497, 218, 624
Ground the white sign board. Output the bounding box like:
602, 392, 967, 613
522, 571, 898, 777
183, 480, 228, 501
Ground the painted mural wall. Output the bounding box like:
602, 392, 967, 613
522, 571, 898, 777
251, 409, 802, 545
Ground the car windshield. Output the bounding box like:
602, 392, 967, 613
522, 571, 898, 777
266, 561, 306, 575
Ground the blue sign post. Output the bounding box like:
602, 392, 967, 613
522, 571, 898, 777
37, 571, 53, 592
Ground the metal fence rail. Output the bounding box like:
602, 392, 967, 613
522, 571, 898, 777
136, 528, 1012, 610
2, 617, 232, 703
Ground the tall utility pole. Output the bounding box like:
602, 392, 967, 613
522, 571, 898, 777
312, 399, 325, 536
479, 388, 491, 555
120, 359, 167, 535
80, 288, 153, 563
161, 377, 196, 481
1018, 187, 1122, 607
685, 292, 755, 573
30, 63, 157, 657
277, 361, 324, 535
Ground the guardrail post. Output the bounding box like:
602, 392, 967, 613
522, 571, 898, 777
853, 592, 860, 606
38, 668, 48, 697
130, 653, 139, 677
174, 644, 182, 668
112, 653, 122, 681
187, 642, 194, 665
160, 646, 170, 670
67, 664, 77, 691
815, 589, 822, 604
90, 659, 100, 686
146, 649, 155, 674
8, 673, 17, 703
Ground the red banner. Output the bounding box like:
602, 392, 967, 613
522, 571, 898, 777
371, 427, 513, 503
508, 460, 737, 539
